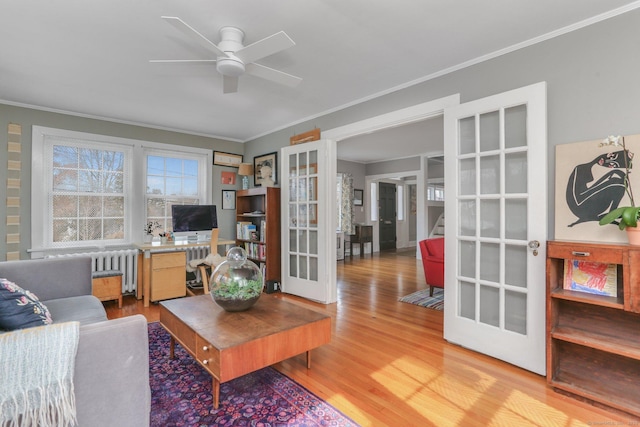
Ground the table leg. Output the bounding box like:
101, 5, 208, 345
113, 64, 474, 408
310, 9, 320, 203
136, 252, 143, 300
213, 377, 220, 409
142, 252, 151, 307
169, 336, 175, 359
306, 350, 311, 369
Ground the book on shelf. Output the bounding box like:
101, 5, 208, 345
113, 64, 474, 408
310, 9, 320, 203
563, 259, 617, 297
259, 219, 266, 242
236, 221, 252, 239
243, 241, 266, 261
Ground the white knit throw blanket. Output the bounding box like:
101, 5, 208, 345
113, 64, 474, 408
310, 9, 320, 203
0, 322, 80, 427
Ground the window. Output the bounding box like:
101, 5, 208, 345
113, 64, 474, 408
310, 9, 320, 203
32, 126, 211, 252
50, 141, 128, 245
145, 153, 200, 232
397, 185, 404, 221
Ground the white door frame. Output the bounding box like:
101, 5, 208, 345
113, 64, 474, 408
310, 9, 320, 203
324, 94, 461, 252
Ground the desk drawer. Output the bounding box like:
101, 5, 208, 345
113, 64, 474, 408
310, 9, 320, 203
151, 251, 186, 301
152, 251, 186, 268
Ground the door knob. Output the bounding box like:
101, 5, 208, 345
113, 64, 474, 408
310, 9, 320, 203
528, 240, 540, 256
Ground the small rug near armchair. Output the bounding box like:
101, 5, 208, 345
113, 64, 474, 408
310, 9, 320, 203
148, 322, 359, 427
399, 288, 444, 310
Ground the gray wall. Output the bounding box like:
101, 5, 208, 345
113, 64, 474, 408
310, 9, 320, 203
0, 104, 244, 258
246, 9, 640, 239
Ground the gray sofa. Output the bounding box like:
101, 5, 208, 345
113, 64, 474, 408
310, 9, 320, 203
0, 257, 151, 427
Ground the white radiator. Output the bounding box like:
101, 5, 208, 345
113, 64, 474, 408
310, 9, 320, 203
184, 244, 210, 284
47, 249, 139, 293
185, 245, 210, 263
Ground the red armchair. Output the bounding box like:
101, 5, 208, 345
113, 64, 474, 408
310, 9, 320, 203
419, 238, 444, 296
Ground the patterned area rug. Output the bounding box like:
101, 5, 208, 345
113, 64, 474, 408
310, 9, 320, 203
148, 322, 359, 426
398, 288, 444, 310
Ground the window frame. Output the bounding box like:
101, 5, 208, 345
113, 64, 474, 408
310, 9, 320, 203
31, 126, 212, 254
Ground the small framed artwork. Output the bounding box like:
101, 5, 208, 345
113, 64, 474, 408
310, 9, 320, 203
222, 190, 236, 210
221, 171, 236, 185
354, 189, 364, 206
214, 151, 243, 168
254, 152, 278, 187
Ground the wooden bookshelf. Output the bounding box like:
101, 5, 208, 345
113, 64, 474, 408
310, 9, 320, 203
236, 187, 281, 284
547, 240, 640, 417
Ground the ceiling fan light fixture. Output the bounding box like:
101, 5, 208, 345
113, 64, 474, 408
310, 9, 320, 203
216, 57, 245, 77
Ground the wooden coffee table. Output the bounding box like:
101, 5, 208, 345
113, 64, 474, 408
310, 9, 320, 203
159, 294, 331, 408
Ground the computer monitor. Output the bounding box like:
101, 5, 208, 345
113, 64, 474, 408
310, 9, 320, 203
171, 204, 218, 241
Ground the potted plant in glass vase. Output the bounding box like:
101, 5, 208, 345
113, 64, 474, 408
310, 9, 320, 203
598, 135, 640, 244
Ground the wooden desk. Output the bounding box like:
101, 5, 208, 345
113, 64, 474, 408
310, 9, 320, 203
136, 239, 235, 307
349, 225, 373, 257
160, 294, 331, 408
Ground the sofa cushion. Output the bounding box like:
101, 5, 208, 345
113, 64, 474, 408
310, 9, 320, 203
0, 278, 53, 330
45, 295, 108, 326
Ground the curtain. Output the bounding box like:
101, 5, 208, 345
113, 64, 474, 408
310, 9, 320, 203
338, 173, 354, 234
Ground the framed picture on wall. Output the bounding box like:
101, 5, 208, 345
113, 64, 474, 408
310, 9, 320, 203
214, 151, 243, 168
222, 190, 236, 210
354, 189, 363, 206
254, 152, 277, 187
221, 171, 236, 185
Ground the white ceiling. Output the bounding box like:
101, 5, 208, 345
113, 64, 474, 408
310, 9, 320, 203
1, 0, 639, 163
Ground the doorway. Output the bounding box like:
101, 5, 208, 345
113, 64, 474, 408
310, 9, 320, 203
378, 182, 397, 250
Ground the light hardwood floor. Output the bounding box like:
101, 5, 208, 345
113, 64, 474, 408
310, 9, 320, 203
106, 249, 636, 426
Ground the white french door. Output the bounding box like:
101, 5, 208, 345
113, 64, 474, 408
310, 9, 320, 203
443, 82, 547, 375
280, 139, 337, 303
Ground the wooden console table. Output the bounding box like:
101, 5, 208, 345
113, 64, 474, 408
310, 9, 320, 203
159, 294, 331, 408
348, 225, 373, 257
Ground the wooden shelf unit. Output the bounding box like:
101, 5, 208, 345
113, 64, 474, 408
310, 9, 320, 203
236, 187, 281, 284
547, 241, 640, 418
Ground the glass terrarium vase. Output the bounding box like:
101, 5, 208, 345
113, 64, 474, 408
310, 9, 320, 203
210, 247, 263, 312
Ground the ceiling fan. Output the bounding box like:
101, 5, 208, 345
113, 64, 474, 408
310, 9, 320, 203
151, 16, 302, 94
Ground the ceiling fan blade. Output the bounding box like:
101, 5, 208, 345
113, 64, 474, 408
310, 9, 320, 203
223, 75, 239, 94
149, 59, 217, 63
245, 63, 302, 87
234, 31, 295, 64
161, 16, 227, 58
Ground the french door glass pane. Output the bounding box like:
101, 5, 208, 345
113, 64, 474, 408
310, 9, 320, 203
479, 111, 500, 152
480, 199, 500, 238
459, 281, 476, 320
505, 152, 527, 193
309, 230, 318, 255
480, 155, 500, 194
299, 230, 308, 253
505, 290, 527, 334
480, 242, 500, 283
505, 244, 527, 288
459, 117, 476, 155
310, 257, 318, 281
289, 254, 297, 276
299, 255, 308, 279
459, 158, 476, 196
479, 285, 500, 327
505, 104, 527, 148
459, 241, 476, 278
459, 200, 476, 236
289, 230, 297, 251
505, 199, 527, 240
